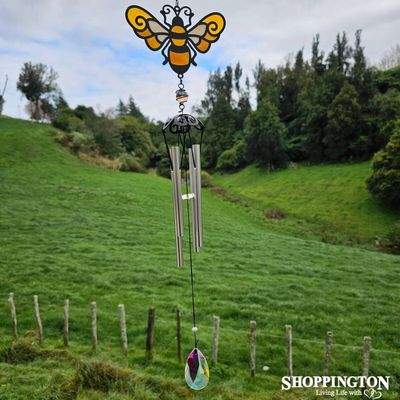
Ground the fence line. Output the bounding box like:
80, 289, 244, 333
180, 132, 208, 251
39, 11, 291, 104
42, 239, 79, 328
156, 318, 400, 355
4, 293, 400, 379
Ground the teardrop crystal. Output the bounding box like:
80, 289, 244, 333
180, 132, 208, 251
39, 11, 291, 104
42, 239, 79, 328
184, 348, 210, 390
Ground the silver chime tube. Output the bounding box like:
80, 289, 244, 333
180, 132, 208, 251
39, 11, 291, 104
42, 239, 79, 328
170, 146, 184, 267
189, 144, 203, 251
189, 148, 199, 252
193, 144, 203, 248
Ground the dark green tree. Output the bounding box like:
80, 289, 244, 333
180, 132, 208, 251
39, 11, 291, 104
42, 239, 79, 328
116, 99, 129, 116
202, 96, 236, 169
16, 62, 59, 121
244, 99, 288, 170
311, 34, 325, 75
377, 66, 400, 92
127, 96, 144, 119
198, 66, 233, 115
368, 89, 400, 151
367, 126, 400, 209
91, 117, 121, 157
116, 115, 155, 166
324, 82, 361, 160
327, 32, 352, 74
253, 61, 280, 106
299, 69, 345, 161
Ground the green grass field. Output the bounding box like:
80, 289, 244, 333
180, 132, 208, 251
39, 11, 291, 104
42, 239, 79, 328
213, 164, 400, 248
0, 117, 399, 399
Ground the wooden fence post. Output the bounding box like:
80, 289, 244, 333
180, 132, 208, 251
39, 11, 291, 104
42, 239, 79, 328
146, 306, 155, 363
362, 336, 371, 377
63, 299, 69, 347
250, 320, 256, 377
33, 295, 44, 345
176, 308, 182, 363
8, 293, 18, 339
91, 302, 97, 351
323, 331, 333, 376
285, 325, 293, 378
212, 315, 220, 364
119, 304, 128, 356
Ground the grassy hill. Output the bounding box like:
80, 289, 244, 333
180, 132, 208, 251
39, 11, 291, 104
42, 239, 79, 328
0, 117, 399, 399
213, 164, 400, 247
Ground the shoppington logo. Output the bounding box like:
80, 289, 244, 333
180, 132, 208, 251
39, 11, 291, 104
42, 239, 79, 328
281, 376, 390, 399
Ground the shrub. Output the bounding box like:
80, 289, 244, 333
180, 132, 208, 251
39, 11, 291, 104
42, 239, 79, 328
201, 170, 213, 187
69, 131, 95, 153
52, 109, 86, 133
265, 208, 286, 219
116, 116, 156, 166
286, 135, 308, 162
119, 153, 146, 173
156, 153, 172, 178
91, 117, 122, 157
78, 152, 121, 171
367, 127, 400, 209
381, 222, 400, 254
1, 339, 41, 364
43, 373, 79, 400
216, 140, 246, 171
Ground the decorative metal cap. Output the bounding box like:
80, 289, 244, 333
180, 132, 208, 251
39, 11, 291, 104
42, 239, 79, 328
162, 113, 204, 135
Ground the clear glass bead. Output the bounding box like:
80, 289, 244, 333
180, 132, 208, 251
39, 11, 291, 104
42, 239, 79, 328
185, 348, 209, 390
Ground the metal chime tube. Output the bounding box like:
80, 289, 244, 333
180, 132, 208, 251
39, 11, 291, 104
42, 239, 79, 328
170, 146, 184, 267
189, 144, 203, 252
189, 148, 199, 252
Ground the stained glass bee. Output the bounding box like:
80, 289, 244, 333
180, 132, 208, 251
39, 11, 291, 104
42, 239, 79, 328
125, 4, 226, 75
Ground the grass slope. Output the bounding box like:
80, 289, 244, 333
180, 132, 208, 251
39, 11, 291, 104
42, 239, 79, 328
0, 117, 399, 399
213, 164, 400, 247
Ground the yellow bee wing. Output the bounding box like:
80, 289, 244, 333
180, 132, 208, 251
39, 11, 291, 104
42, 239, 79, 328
188, 13, 226, 53
125, 6, 169, 51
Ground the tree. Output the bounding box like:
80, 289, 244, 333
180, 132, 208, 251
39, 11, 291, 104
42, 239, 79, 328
299, 69, 345, 161
351, 30, 377, 104
253, 61, 280, 107
367, 89, 400, 151
367, 126, 400, 209
324, 82, 361, 160
327, 32, 352, 75
376, 66, 400, 92
127, 96, 144, 119
311, 34, 325, 75
379, 44, 400, 71
197, 66, 233, 115
17, 62, 59, 121
91, 116, 121, 157
116, 99, 129, 116
116, 116, 155, 166
244, 99, 287, 170
202, 96, 236, 169
0, 75, 8, 116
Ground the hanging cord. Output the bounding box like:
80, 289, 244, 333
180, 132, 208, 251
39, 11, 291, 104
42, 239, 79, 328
180, 134, 198, 348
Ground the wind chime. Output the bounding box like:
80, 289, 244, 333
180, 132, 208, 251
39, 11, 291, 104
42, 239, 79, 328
125, 0, 225, 391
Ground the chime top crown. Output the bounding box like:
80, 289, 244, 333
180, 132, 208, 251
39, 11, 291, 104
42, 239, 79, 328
162, 113, 204, 135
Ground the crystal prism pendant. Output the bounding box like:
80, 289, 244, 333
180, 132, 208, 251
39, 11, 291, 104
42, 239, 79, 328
185, 348, 210, 390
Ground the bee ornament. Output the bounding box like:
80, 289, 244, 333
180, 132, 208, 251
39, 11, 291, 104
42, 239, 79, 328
125, 2, 226, 75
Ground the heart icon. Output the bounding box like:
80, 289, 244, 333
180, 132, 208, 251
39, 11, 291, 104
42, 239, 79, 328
364, 388, 382, 400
